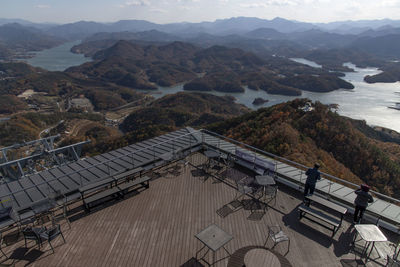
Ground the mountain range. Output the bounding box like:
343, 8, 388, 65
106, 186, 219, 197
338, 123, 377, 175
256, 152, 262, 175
1, 16, 400, 64
2, 16, 400, 36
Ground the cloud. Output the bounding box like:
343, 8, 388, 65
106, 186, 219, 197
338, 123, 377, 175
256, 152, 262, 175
240, 0, 301, 8
150, 8, 168, 13
36, 4, 51, 9
119, 0, 151, 8
377, 0, 400, 8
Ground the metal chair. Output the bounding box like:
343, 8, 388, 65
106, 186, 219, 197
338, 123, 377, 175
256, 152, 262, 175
235, 181, 254, 202
265, 225, 290, 255
39, 224, 66, 253
22, 227, 45, 249
264, 185, 278, 206
49, 190, 71, 229
0, 232, 8, 259
387, 256, 400, 267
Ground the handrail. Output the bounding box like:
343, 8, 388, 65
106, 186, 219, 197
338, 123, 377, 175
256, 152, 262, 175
200, 129, 400, 205
0, 129, 201, 207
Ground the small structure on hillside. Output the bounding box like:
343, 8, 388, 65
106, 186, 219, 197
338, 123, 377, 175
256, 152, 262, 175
69, 96, 94, 113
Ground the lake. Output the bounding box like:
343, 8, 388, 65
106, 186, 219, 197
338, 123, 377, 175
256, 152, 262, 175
143, 62, 400, 132
23, 41, 91, 71
24, 43, 400, 132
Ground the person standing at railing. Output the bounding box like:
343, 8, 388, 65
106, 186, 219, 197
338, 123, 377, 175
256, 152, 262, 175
303, 163, 321, 198
353, 184, 373, 223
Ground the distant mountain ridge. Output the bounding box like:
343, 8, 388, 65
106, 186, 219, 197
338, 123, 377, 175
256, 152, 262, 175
4, 16, 400, 39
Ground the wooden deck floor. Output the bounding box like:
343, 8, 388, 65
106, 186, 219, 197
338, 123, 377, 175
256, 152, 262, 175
0, 153, 392, 267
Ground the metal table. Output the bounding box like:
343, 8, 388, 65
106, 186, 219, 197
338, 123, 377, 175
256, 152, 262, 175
195, 224, 233, 265
255, 175, 276, 187
31, 199, 57, 215
31, 199, 57, 225
204, 150, 220, 171
244, 248, 281, 267
255, 175, 277, 212
354, 224, 387, 261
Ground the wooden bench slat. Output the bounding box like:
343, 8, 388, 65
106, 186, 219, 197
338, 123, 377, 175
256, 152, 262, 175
299, 205, 340, 228
118, 176, 150, 192
83, 187, 120, 211
114, 167, 144, 181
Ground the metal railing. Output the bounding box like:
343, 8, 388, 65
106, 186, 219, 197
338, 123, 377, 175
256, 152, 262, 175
200, 129, 400, 206
0, 129, 201, 210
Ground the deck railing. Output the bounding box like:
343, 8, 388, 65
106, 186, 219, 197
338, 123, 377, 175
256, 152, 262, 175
200, 129, 400, 207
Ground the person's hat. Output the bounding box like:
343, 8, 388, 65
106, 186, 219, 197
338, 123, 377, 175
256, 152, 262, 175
361, 184, 370, 192
314, 163, 320, 168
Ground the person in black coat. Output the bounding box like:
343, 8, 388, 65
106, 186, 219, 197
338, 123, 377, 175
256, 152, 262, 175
303, 163, 321, 197
353, 184, 373, 223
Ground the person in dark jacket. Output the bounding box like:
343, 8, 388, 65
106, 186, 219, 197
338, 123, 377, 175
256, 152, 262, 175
353, 184, 373, 223
303, 163, 321, 197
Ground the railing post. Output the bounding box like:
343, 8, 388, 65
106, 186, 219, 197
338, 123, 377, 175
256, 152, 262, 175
327, 181, 332, 200
106, 162, 110, 176
79, 172, 83, 187
299, 170, 303, 185
253, 151, 257, 168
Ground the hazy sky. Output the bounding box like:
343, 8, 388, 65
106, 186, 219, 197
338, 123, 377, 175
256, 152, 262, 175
2, 0, 400, 24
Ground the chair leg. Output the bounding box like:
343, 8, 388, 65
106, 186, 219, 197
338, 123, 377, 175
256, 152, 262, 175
66, 217, 71, 230
286, 240, 290, 255
48, 240, 54, 253
264, 235, 270, 247
61, 232, 66, 243
0, 247, 7, 258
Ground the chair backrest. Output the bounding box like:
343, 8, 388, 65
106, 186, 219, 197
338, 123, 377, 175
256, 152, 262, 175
47, 224, 61, 242
22, 227, 38, 239
0, 207, 12, 221
8, 208, 20, 222
237, 183, 246, 194
265, 185, 277, 196
388, 256, 400, 267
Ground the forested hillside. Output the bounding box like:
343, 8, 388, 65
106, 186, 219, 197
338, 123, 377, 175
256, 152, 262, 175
67, 41, 354, 96
207, 99, 400, 198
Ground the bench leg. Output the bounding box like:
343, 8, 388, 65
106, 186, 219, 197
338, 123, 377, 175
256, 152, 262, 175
331, 226, 336, 237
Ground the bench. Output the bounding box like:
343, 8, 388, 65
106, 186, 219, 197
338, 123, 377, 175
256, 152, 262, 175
118, 176, 150, 197
113, 167, 143, 183
235, 150, 275, 175
298, 204, 340, 237
81, 175, 151, 211
83, 186, 121, 211
305, 194, 347, 227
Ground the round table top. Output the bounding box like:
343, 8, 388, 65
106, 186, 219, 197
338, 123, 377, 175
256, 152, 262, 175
244, 248, 281, 267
